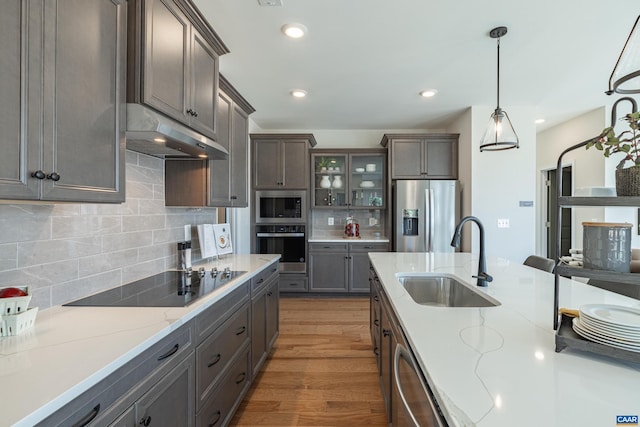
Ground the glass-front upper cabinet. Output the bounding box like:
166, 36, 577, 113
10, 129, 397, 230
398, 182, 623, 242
311, 150, 386, 209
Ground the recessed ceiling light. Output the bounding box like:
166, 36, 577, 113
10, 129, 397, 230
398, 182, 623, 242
291, 89, 307, 98
535, 118, 545, 124
281, 23, 307, 39
419, 89, 438, 98
153, 137, 166, 143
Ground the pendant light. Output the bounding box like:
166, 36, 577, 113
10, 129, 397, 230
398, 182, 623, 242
480, 26, 519, 152
607, 15, 640, 95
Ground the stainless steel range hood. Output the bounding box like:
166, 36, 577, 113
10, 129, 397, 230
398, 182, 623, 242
125, 104, 228, 160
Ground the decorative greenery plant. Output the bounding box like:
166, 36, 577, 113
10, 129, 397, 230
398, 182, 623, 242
586, 111, 640, 170
317, 157, 328, 169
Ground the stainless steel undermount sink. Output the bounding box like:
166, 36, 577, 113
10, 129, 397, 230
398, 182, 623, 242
397, 274, 501, 307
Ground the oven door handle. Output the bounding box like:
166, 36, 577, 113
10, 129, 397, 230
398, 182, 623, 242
256, 233, 305, 237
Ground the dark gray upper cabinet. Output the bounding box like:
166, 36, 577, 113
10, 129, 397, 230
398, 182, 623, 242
381, 134, 459, 180
251, 134, 317, 190
0, 0, 126, 203
128, 0, 228, 141
165, 76, 254, 207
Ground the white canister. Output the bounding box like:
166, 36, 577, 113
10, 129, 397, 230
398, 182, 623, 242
365, 163, 376, 172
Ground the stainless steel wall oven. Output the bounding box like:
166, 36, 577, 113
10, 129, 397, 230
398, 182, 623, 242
255, 224, 306, 273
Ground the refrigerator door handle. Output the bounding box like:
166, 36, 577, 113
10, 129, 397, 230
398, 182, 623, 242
428, 188, 435, 252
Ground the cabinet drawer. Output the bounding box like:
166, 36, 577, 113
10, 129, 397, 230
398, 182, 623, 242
309, 242, 348, 252
251, 261, 279, 293
196, 344, 251, 427
39, 321, 194, 427
196, 281, 250, 344
279, 276, 308, 292
349, 242, 389, 253
196, 302, 250, 410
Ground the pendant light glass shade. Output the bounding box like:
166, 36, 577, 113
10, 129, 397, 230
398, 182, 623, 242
607, 15, 640, 95
480, 26, 519, 152
480, 107, 519, 151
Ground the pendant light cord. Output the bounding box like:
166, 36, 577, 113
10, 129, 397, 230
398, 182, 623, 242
496, 37, 501, 109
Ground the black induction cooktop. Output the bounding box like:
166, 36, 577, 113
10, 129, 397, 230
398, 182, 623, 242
64, 269, 247, 307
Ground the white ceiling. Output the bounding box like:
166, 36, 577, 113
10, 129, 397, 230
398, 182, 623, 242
194, 0, 639, 132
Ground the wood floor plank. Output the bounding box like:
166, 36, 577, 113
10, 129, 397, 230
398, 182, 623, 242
229, 297, 387, 427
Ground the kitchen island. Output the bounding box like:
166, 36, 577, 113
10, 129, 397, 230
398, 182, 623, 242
369, 252, 640, 427
0, 254, 279, 427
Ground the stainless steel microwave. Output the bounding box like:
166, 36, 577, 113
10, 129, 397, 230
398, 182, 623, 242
255, 191, 307, 223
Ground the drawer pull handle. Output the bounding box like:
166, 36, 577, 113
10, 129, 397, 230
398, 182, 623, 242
267, 291, 273, 297
235, 326, 247, 335
288, 283, 298, 287
374, 319, 380, 327
374, 347, 379, 356
257, 278, 264, 284
74, 404, 100, 427
139, 415, 152, 426
157, 344, 179, 361
235, 372, 247, 384
207, 353, 222, 368
208, 410, 222, 426
374, 295, 379, 302
271, 267, 277, 273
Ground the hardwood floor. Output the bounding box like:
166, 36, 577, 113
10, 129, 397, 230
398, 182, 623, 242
230, 297, 388, 426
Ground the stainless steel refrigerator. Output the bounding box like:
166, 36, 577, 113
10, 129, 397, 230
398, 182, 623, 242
393, 180, 460, 252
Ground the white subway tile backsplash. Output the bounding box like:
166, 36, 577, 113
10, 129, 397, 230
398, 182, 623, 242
51, 215, 122, 239
78, 248, 138, 278
18, 237, 103, 267
0, 243, 17, 270
0, 151, 217, 309
122, 214, 166, 233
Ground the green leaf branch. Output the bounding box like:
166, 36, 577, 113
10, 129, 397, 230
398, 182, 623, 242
586, 111, 640, 170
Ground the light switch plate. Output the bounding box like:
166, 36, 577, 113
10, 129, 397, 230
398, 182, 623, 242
328, 217, 334, 225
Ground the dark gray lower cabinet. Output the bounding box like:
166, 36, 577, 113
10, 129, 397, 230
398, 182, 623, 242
278, 274, 308, 293
309, 243, 349, 292
251, 268, 280, 376
309, 242, 388, 293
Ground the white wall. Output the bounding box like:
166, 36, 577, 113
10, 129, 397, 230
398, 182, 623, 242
536, 107, 608, 252
448, 106, 537, 263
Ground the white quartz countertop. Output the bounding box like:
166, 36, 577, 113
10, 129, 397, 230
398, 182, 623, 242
369, 252, 640, 427
0, 254, 280, 427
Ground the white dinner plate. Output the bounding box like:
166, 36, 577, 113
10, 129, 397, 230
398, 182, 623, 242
576, 317, 640, 343
579, 315, 640, 340
572, 318, 640, 352
579, 304, 640, 330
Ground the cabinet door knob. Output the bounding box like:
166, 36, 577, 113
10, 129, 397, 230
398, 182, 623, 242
46, 172, 61, 181
139, 415, 152, 426
31, 170, 46, 180
187, 108, 194, 116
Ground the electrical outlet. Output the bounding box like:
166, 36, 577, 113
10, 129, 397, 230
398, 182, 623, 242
328, 217, 334, 225
497, 219, 510, 228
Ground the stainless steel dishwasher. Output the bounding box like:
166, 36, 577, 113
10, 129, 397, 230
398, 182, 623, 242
392, 326, 448, 426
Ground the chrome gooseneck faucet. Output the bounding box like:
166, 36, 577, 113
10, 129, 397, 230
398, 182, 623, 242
450, 216, 494, 287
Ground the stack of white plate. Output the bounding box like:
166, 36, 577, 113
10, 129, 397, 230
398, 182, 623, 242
572, 304, 640, 352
